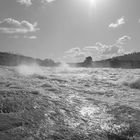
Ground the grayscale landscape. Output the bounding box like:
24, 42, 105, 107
0, 0, 140, 139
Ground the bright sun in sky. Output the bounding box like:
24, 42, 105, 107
89, 0, 97, 8
81, 0, 97, 12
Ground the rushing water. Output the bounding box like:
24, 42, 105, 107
0, 65, 140, 139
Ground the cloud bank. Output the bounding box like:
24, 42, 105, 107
17, 0, 56, 6
17, 0, 32, 7
0, 18, 39, 34
64, 36, 131, 62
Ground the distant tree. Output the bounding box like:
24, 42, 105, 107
85, 56, 92, 62
83, 56, 93, 66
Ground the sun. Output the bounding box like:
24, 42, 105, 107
79, 0, 97, 9
77, 0, 99, 16
89, 0, 96, 7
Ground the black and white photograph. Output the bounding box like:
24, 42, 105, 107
0, 0, 140, 139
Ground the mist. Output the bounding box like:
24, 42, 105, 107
16, 63, 44, 76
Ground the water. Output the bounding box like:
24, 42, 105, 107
0, 66, 140, 139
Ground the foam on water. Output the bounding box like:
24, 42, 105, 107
124, 77, 140, 89
57, 62, 72, 72
0, 66, 140, 139
116, 74, 140, 89
54, 62, 77, 75
80, 106, 99, 117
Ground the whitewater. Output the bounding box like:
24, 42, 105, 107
0, 65, 140, 140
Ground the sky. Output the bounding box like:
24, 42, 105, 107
0, 0, 140, 62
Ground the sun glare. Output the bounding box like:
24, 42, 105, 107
77, 0, 98, 11
89, 0, 96, 8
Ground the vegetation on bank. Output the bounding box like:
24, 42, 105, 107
0, 51, 140, 68
72, 52, 140, 68
0, 52, 60, 67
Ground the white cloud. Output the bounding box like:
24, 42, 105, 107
109, 17, 125, 29
17, 0, 56, 6
95, 37, 130, 57
9, 35, 37, 39
64, 47, 86, 62
83, 46, 98, 51
0, 18, 39, 34
102, 45, 122, 55
66, 47, 81, 54
95, 36, 131, 58
64, 35, 131, 62
17, 0, 32, 6
116, 35, 131, 45
24, 35, 37, 39
45, 0, 55, 3
65, 47, 85, 58
83, 36, 130, 60
83, 43, 115, 56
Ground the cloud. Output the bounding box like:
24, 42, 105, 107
17, 0, 32, 6
17, 0, 56, 6
0, 18, 39, 34
64, 35, 131, 62
9, 35, 37, 39
82, 43, 120, 58
24, 35, 37, 39
100, 36, 131, 56
66, 47, 81, 54
116, 35, 131, 45
95, 37, 130, 57
109, 17, 125, 29
83, 46, 98, 51
102, 45, 122, 55
64, 47, 86, 62
65, 47, 85, 58
45, 0, 55, 3
83, 43, 121, 56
